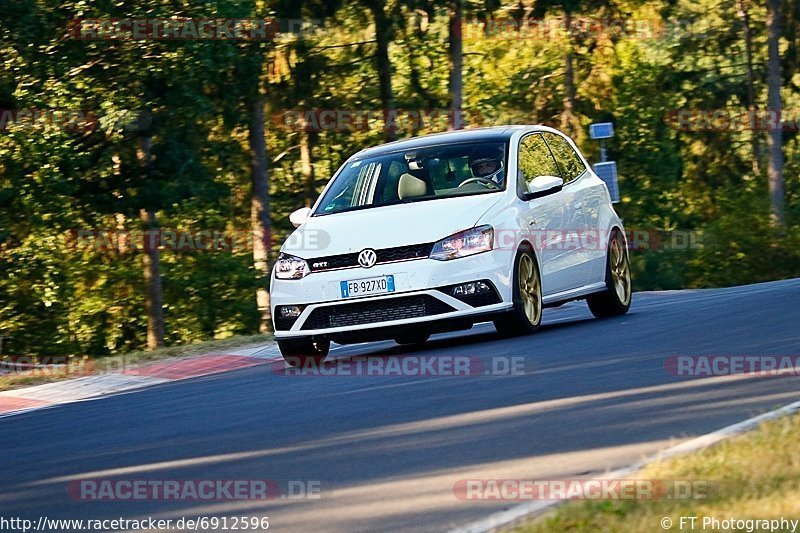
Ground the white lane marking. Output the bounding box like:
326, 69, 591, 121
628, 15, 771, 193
0, 375, 171, 418
0, 403, 57, 419
232, 344, 281, 358
0, 374, 170, 402
0, 351, 277, 418
449, 398, 800, 533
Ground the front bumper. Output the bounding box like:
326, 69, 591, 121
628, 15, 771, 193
270, 250, 515, 339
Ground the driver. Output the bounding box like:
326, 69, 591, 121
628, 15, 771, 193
468, 146, 505, 186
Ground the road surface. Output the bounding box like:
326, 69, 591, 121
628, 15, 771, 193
1, 279, 799, 532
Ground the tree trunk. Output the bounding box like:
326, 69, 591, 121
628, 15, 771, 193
736, 0, 761, 178
136, 137, 165, 350
560, 11, 578, 138
369, 2, 396, 142
140, 207, 165, 349
449, 0, 464, 130
766, 0, 785, 225
405, 20, 440, 112
300, 128, 317, 208
248, 98, 273, 334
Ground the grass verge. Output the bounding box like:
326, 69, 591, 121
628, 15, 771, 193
0, 334, 273, 392
516, 412, 800, 532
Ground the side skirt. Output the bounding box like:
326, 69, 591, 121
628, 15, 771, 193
543, 282, 607, 308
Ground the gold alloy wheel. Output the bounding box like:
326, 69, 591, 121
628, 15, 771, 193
518, 254, 542, 326
610, 238, 632, 306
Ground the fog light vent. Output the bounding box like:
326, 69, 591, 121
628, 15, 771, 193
451, 281, 491, 297
442, 280, 502, 308
280, 305, 304, 318
275, 305, 306, 331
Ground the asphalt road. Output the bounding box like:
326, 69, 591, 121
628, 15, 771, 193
2, 279, 800, 533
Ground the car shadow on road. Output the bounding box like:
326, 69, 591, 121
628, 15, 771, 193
326, 314, 610, 363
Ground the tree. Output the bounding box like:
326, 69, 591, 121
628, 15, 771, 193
248, 96, 273, 334
766, 0, 786, 225
137, 137, 165, 349
735, 0, 761, 178
361, 0, 398, 141
449, 0, 464, 130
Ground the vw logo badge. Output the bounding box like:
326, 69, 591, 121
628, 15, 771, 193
358, 249, 377, 268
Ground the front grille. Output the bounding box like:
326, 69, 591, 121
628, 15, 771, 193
377, 243, 433, 263
301, 295, 455, 330
307, 242, 434, 272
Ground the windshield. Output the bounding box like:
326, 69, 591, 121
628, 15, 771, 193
314, 141, 508, 216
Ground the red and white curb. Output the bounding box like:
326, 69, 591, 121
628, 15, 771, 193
0, 344, 282, 418
449, 399, 800, 533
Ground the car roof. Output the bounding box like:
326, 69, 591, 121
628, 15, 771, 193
351, 126, 535, 160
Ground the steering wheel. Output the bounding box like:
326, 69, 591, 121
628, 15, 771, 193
458, 177, 498, 189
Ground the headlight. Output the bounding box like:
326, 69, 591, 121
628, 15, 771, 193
275, 253, 310, 280
430, 225, 494, 261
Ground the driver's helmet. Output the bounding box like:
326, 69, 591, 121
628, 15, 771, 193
469, 145, 505, 185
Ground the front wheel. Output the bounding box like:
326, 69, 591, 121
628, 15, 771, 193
277, 337, 330, 367
494, 251, 542, 337
587, 230, 632, 318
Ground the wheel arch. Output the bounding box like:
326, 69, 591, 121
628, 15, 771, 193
607, 225, 628, 253
516, 239, 542, 272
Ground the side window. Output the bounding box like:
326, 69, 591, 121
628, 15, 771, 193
379, 160, 406, 203
350, 162, 382, 206
543, 133, 587, 183
518, 133, 562, 194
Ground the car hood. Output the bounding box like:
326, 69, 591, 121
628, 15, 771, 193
282, 193, 504, 259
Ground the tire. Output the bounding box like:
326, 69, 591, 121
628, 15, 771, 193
587, 229, 632, 318
278, 337, 330, 368
494, 251, 542, 337
394, 332, 431, 345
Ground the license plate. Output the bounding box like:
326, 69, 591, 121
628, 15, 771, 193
340, 275, 395, 299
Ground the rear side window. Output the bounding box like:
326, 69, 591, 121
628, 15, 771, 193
543, 133, 587, 183
518, 133, 562, 194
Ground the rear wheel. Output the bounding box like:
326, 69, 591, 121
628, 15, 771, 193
394, 332, 431, 345
494, 251, 542, 337
277, 337, 330, 367
587, 230, 632, 318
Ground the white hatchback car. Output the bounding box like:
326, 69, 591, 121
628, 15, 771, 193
271, 126, 631, 364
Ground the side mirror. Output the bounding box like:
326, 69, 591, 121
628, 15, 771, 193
524, 175, 564, 200
289, 207, 312, 228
